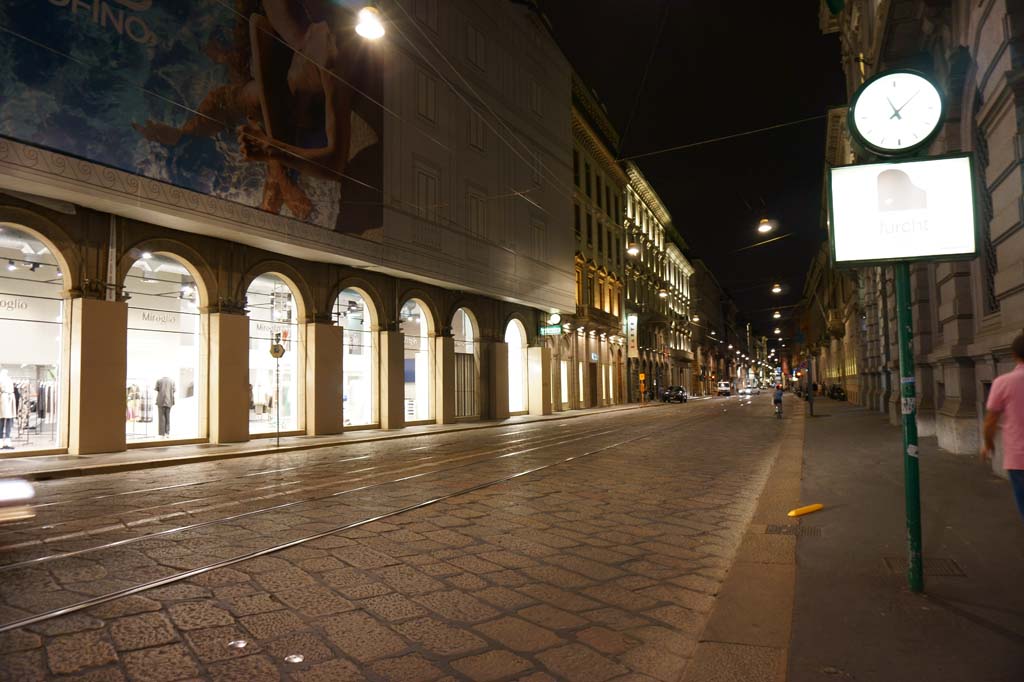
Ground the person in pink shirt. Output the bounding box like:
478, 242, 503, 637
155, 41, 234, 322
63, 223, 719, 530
981, 334, 1024, 522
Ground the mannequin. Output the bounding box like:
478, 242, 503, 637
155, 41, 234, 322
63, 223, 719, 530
0, 369, 15, 449
154, 376, 175, 438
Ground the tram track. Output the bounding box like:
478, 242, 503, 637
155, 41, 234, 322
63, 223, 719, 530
0, 422, 599, 544
0, 405, 712, 634
0, 408, 689, 563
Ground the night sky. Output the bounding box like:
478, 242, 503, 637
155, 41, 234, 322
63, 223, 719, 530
538, 1, 847, 343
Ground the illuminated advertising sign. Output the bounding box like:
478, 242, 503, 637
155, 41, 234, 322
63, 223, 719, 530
828, 154, 977, 265
626, 314, 639, 359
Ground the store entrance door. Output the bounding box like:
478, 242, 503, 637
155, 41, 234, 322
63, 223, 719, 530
588, 362, 598, 407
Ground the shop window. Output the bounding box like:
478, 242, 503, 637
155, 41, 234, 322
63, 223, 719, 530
505, 319, 528, 413
453, 308, 478, 417
247, 274, 301, 434
401, 299, 433, 421
125, 253, 203, 443
334, 288, 376, 427
0, 224, 63, 453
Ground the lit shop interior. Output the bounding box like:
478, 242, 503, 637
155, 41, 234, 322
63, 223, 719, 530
0, 224, 62, 453
333, 288, 376, 427
124, 252, 201, 443
247, 274, 300, 435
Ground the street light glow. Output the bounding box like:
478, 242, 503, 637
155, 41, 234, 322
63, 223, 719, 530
757, 218, 773, 234
356, 6, 385, 39
658, 288, 668, 298
774, 328, 781, 334
771, 283, 782, 294
773, 311, 781, 319
626, 242, 640, 256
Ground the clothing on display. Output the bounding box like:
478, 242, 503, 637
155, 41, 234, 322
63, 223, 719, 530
1, 371, 17, 450
155, 377, 175, 437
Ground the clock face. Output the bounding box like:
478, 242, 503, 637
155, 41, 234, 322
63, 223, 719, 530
850, 71, 943, 154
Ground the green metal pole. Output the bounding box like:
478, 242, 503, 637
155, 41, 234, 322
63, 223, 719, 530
893, 261, 923, 593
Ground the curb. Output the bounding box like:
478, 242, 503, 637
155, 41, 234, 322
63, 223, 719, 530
15, 402, 668, 481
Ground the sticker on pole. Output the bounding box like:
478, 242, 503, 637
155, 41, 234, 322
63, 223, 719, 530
901, 397, 915, 414
907, 444, 919, 458
270, 344, 286, 359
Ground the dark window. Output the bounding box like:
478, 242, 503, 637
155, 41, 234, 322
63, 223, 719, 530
616, 236, 621, 265
573, 150, 580, 187
605, 187, 611, 217
585, 163, 592, 197
574, 203, 581, 237
598, 223, 604, 253
586, 213, 593, 246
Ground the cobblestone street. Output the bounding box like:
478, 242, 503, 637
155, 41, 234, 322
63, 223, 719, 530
0, 397, 794, 681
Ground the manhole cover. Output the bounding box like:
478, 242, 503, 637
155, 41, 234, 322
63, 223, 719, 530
765, 524, 821, 536
883, 557, 965, 576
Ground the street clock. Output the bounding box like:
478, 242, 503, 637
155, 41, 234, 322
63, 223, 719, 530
848, 70, 943, 157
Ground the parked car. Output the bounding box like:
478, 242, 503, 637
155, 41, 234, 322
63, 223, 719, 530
747, 385, 761, 395
716, 381, 731, 396
662, 386, 688, 403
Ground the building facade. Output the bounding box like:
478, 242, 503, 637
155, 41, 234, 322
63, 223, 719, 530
623, 162, 694, 400
545, 74, 628, 412
820, 0, 1024, 472
0, 0, 573, 456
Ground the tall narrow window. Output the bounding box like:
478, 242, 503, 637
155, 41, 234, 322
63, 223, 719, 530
469, 110, 485, 150
585, 163, 592, 197
574, 203, 581, 238
417, 71, 437, 121
466, 190, 486, 238
415, 165, 439, 222
586, 213, 593, 247
573, 149, 580, 187
597, 222, 603, 254
466, 24, 485, 70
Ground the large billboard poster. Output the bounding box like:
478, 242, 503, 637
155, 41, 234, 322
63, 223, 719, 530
0, 0, 383, 233
828, 155, 977, 265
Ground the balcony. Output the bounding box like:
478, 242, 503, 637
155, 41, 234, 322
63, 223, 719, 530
575, 305, 622, 332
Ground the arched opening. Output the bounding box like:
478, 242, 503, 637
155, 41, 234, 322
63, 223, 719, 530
452, 308, 478, 417
124, 252, 205, 443
0, 223, 66, 452
505, 319, 528, 414
247, 274, 302, 434
333, 288, 377, 427
400, 299, 433, 422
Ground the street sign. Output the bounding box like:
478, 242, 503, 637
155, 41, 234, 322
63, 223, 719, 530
539, 325, 561, 336
638, 373, 646, 381
270, 344, 286, 358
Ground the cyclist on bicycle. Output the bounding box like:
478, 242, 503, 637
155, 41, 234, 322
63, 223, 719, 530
773, 384, 784, 418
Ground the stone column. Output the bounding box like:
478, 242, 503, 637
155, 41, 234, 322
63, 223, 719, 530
485, 340, 510, 420
305, 321, 343, 436
208, 311, 249, 444
68, 297, 127, 455
379, 330, 405, 430
434, 335, 455, 424
528, 346, 552, 416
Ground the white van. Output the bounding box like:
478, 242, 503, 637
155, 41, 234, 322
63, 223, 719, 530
716, 381, 731, 396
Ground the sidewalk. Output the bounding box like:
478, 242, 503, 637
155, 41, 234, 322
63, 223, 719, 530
0, 402, 663, 481
788, 402, 1024, 681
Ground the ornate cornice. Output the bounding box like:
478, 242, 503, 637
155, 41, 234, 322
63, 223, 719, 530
571, 73, 620, 149
623, 161, 672, 229
571, 109, 628, 187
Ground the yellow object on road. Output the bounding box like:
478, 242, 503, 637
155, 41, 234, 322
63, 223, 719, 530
787, 503, 824, 517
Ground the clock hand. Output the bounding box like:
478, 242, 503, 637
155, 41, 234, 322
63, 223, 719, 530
893, 89, 921, 116
886, 96, 902, 120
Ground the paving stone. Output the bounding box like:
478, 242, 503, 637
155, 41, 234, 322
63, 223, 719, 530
1, 648, 45, 682
582, 607, 651, 631
575, 626, 637, 655
88, 596, 162, 620
414, 590, 499, 623
236, 556, 292, 574
474, 616, 563, 652
109, 612, 178, 651
121, 644, 200, 682
252, 567, 316, 593
51, 667, 127, 681
445, 572, 489, 591
521, 565, 592, 588
445, 555, 504, 574
27, 613, 104, 636
666, 574, 720, 595
186, 568, 249, 587
391, 617, 487, 656
636, 585, 716, 613
518, 604, 587, 630
335, 582, 392, 600
360, 593, 428, 622
184, 625, 261, 663
46, 631, 117, 675
320, 611, 407, 662
0, 629, 42, 654
206, 654, 280, 682
450, 650, 533, 681
290, 658, 366, 682
144, 584, 212, 601
375, 565, 444, 594
619, 644, 689, 682
167, 602, 235, 630
223, 592, 285, 616
276, 585, 354, 617
583, 585, 660, 611
474, 586, 535, 610
265, 632, 334, 664
626, 625, 698, 659
296, 557, 347, 573
331, 546, 401, 569
643, 605, 705, 635
239, 610, 309, 639
369, 653, 445, 682
536, 643, 629, 682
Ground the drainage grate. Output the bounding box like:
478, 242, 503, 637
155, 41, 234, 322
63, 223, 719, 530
883, 557, 966, 577
765, 524, 821, 537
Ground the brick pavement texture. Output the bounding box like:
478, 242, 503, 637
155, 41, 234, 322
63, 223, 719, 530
0, 406, 782, 681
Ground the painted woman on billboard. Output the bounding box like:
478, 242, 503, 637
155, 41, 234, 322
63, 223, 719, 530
0, 0, 382, 233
